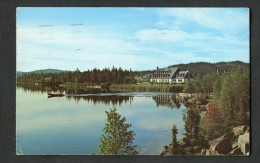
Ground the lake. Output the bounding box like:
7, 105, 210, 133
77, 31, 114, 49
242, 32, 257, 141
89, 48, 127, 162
16, 84, 187, 155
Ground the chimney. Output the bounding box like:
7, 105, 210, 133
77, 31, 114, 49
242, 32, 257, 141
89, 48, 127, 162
157, 66, 159, 70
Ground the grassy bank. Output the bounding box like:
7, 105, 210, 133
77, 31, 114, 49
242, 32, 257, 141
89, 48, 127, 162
110, 83, 185, 92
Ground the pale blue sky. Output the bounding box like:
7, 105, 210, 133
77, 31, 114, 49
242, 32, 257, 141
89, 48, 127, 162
17, 8, 249, 71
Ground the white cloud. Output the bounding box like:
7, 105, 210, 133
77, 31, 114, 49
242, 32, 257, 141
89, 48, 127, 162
134, 8, 249, 65
157, 8, 249, 36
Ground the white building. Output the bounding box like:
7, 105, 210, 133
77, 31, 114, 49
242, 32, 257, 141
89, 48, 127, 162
150, 67, 193, 84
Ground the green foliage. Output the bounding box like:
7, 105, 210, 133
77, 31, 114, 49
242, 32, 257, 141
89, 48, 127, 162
183, 81, 195, 93
187, 96, 208, 106
181, 108, 208, 155
169, 85, 184, 92
217, 67, 250, 128
212, 77, 222, 100
171, 124, 179, 155
200, 67, 250, 140
99, 107, 140, 155
200, 102, 226, 140
193, 74, 203, 94
168, 108, 209, 155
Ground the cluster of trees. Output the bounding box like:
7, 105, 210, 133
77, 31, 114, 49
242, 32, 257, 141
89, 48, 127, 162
17, 67, 136, 85
201, 67, 250, 140
182, 66, 250, 142
171, 108, 208, 155
183, 73, 218, 96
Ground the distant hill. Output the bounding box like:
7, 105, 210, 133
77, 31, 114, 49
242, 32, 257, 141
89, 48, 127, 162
167, 61, 249, 76
16, 71, 25, 76
31, 69, 67, 74
16, 69, 67, 76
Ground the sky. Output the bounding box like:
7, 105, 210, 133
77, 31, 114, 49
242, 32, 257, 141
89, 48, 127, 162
16, 7, 249, 72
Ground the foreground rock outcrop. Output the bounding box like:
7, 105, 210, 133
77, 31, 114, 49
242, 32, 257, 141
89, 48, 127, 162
201, 125, 250, 156
160, 145, 172, 156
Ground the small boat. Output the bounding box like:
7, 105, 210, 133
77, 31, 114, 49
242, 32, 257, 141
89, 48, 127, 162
47, 93, 65, 97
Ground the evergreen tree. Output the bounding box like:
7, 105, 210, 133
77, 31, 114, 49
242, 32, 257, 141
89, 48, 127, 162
193, 74, 203, 95
200, 102, 225, 140
182, 108, 208, 155
183, 81, 195, 93
171, 124, 179, 155
99, 107, 140, 155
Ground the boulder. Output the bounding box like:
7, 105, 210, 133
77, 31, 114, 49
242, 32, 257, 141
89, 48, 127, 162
238, 132, 250, 155
205, 150, 221, 156
240, 143, 250, 155
238, 132, 250, 146
233, 125, 247, 136
228, 147, 243, 155
245, 126, 250, 133
201, 149, 206, 155
209, 132, 234, 155
232, 142, 238, 149
202, 126, 250, 156
161, 145, 172, 156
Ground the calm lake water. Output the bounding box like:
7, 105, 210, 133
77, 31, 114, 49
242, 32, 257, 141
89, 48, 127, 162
16, 85, 187, 155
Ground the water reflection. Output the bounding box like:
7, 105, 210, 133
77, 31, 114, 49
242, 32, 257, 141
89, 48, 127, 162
153, 95, 181, 109
17, 83, 181, 108
16, 83, 64, 94
66, 95, 133, 106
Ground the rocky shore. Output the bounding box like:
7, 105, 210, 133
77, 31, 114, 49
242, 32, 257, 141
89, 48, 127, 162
201, 125, 250, 156
160, 125, 250, 156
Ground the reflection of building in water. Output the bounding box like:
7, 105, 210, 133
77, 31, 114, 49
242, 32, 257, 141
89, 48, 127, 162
153, 95, 180, 109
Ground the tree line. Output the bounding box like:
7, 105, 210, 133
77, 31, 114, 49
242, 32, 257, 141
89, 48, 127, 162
16, 67, 136, 85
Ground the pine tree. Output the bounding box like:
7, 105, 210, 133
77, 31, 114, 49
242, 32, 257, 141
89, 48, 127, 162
99, 107, 140, 155
182, 108, 207, 155
171, 124, 179, 155
183, 81, 195, 93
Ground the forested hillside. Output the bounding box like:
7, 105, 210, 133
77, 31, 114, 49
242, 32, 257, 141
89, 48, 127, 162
168, 61, 249, 76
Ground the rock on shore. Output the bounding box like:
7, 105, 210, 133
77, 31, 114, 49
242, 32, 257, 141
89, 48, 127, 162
201, 125, 250, 156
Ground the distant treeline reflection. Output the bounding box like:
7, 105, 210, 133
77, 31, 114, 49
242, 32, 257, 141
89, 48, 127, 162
16, 83, 63, 94
66, 95, 133, 106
